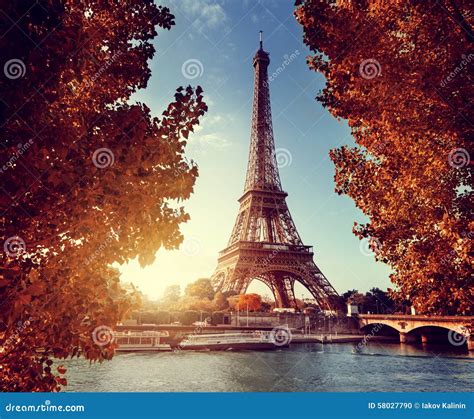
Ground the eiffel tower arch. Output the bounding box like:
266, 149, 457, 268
210, 33, 339, 311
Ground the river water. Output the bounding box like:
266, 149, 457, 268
62, 343, 473, 392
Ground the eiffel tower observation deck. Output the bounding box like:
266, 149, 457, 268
210, 32, 339, 310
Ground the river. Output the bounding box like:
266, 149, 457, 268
61, 343, 473, 392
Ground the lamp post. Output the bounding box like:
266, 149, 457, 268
246, 302, 249, 327
301, 294, 305, 333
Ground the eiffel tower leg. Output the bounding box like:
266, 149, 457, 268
270, 272, 297, 309
284, 276, 298, 309
220, 268, 253, 296
297, 264, 339, 312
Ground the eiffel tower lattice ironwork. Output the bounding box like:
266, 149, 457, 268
210, 33, 339, 310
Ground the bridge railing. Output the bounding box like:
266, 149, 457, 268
359, 314, 474, 322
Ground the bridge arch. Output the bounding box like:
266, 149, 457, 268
406, 325, 469, 347
360, 323, 400, 337
407, 324, 461, 336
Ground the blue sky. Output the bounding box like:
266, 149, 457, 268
120, 0, 392, 299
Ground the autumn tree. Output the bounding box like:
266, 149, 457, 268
174, 295, 214, 312
212, 291, 229, 310
185, 278, 215, 300
162, 285, 181, 304
235, 294, 262, 312
260, 295, 274, 312
365, 288, 396, 314
226, 295, 240, 310
296, 0, 473, 315
0, 0, 206, 391
341, 290, 359, 303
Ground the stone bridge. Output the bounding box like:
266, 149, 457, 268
358, 314, 474, 351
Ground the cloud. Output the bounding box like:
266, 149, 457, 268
187, 108, 233, 151
192, 132, 229, 149
192, 113, 229, 134
205, 114, 224, 125
179, 0, 228, 30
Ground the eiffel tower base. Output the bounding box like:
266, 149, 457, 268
211, 243, 338, 311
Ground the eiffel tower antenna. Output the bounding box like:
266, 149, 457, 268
210, 34, 339, 310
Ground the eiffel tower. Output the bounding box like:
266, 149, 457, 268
210, 33, 339, 310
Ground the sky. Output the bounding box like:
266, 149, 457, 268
119, 0, 392, 300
